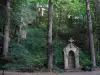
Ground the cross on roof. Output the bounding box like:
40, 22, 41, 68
69, 38, 74, 43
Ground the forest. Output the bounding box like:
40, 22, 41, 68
0, 0, 100, 72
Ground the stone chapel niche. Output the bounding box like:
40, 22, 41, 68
63, 38, 80, 70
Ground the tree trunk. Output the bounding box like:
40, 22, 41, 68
47, 0, 53, 71
3, 0, 11, 58
86, 0, 96, 68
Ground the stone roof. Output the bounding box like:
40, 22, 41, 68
65, 43, 79, 49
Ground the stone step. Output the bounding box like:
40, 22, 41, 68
66, 69, 82, 72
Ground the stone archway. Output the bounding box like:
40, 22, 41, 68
68, 51, 75, 69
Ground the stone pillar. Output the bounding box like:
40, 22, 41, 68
75, 52, 80, 69
64, 48, 68, 70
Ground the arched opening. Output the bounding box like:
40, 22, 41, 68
68, 51, 75, 69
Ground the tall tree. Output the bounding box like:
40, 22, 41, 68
47, 0, 53, 71
86, 0, 96, 68
3, 0, 11, 58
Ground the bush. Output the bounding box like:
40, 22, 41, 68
20, 38, 47, 66
80, 51, 90, 66
19, 39, 65, 68
4, 38, 65, 70
53, 40, 65, 68
79, 51, 92, 71
4, 42, 33, 69
26, 28, 45, 38
95, 53, 100, 67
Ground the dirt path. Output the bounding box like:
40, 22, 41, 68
0, 71, 100, 75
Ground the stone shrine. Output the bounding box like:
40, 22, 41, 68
63, 38, 80, 70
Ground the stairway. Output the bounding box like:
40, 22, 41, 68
66, 69, 82, 72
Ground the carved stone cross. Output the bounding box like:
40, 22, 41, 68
69, 38, 74, 43
69, 38, 74, 48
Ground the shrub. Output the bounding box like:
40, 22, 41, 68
26, 28, 45, 38
20, 38, 47, 66
79, 51, 91, 71
4, 42, 33, 69
53, 40, 65, 68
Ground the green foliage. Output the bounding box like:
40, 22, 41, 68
27, 28, 45, 38
95, 52, 100, 67
11, 0, 36, 25
79, 51, 94, 71
4, 42, 33, 69
79, 51, 90, 67
20, 38, 47, 65
8, 43, 29, 64
28, 0, 48, 4
54, 0, 85, 15
4, 64, 26, 70
53, 40, 65, 65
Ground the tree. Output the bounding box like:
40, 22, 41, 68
0, 0, 6, 57
47, 0, 53, 71
3, 0, 11, 58
86, 0, 96, 68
